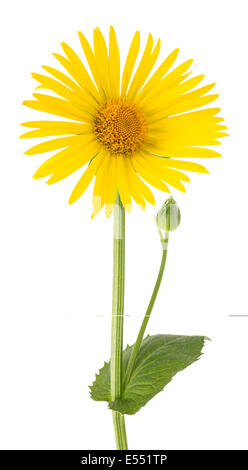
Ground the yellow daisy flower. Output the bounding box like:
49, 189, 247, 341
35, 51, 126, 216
21, 27, 227, 217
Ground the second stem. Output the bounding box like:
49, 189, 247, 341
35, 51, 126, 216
124, 232, 169, 388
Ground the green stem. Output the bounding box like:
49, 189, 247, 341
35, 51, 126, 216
111, 191, 128, 450
124, 232, 169, 389
112, 411, 128, 450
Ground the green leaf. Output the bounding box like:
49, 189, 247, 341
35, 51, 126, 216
90, 334, 208, 415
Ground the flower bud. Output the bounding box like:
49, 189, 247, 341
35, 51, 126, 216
156, 197, 181, 232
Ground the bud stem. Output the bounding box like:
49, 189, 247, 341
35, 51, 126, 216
123, 232, 169, 389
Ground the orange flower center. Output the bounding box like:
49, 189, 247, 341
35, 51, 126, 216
93, 99, 147, 155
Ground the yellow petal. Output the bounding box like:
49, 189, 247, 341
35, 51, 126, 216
140, 59, 193, 106
141, 153, 190, 181
69, 154, 103, 204
24, 93, 91, 123
32, 92, 94, 119
127, 34, 160, 100
109, 26, 120, 97
92, 152, 111, 218
124, 158, 146, 210
147, 145, 222, 159
154, 59, 193, 88
46, 142, 99, 184
117, 157, 132, 211
32, 72, 97, 114
137, 154, 189, 191
78, 31, 106, 100
32, 73, 78, 101
146, 84, 217, 118
105, 156, 118, 217
20, 122, 91, 139
144, 155, 209, 174
127, 158, 155, 205
93, 28, 111, 98
148, 94, 219, 122
53, 51, 99, 107
42, 65, 81, 92
136, 48, 179, 104
163, 107, 221, 123
144, 75, 206, 113
33, 144, 86, 178
25, 135, 90, 155
148, 109, 224, 136
147, 128, 226, 147
132, 156, 170, 193
60, 41, 99, 101
121, 31, 140, 97
23, 99, 83, 122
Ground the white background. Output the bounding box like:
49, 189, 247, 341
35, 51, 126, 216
0, 0, 247, 450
